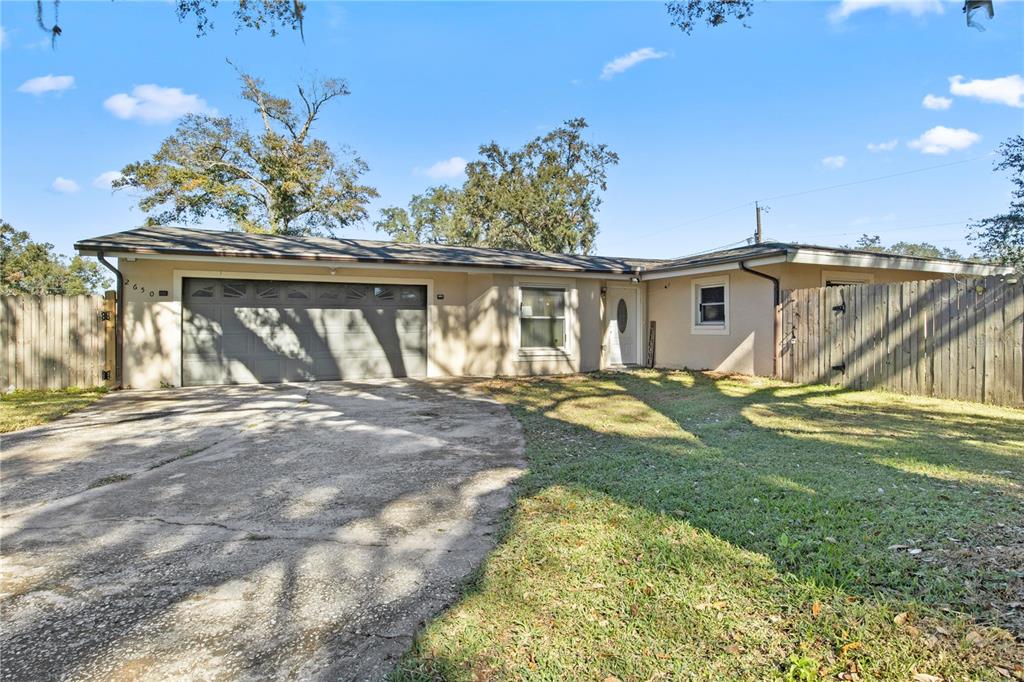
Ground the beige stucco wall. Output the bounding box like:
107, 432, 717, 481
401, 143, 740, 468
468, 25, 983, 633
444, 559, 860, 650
115, 255, 959, 388
117, 257, 627, 388
647, 263, 951, 377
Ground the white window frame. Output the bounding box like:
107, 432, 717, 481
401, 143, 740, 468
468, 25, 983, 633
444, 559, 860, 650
821, 269, 874, 287
691, 275, 730, 335
516, 282, 571, 356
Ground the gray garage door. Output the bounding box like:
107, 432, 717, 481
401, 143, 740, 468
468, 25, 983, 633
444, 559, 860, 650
182, 278, 427, 385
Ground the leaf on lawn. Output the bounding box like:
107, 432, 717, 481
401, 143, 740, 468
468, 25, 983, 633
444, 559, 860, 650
712, 600, 728, 610
912, 674, 942, 682
812, 602, 822, 617
908, 548, 923, 555
965, 630, 985, 646
994, 666, 1011, 679
894, 611, 909, 626
840, 642, 862, 657
604, 677, 622, 682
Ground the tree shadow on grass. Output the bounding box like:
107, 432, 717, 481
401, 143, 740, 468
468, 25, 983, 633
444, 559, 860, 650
395, 370, 1023, 680
543, 371, 1022, 609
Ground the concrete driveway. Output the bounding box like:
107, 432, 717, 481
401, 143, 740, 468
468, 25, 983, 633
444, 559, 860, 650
0, 380, 525, 681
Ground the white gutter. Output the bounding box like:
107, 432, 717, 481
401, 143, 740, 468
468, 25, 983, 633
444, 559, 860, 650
641, 254, 788, 281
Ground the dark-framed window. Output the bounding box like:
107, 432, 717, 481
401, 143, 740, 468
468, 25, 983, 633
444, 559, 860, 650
697, 284, 726, 326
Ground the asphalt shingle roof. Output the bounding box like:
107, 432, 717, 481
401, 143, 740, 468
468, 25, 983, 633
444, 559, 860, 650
75, 226, 658, 274
75, 226, 1000, 275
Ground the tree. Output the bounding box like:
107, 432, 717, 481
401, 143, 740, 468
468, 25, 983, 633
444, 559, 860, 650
116, 67, 378, 237
1, 221, 110, 295
376, 119, 619, 255
969, 135, 1024, 271
666, 0, 755, 34
33, 0, 305, 48
844, 234, 967, 261
174, 0, 305, 38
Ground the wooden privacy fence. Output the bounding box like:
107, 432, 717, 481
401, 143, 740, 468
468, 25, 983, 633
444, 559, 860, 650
0, 293, 116, 391
778, 276, 1024, 407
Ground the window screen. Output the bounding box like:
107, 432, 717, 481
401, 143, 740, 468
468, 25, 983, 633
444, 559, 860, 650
520, 287, 565, 348
698, 285, 726, 325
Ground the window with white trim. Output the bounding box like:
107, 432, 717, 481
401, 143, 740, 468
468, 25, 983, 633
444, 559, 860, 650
698, 285, 726, 325
520, 287, 566, 349
691, 277, 729, 334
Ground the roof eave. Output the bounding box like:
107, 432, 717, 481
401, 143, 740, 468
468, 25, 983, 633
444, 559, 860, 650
74, 242, 638, 277
642, 249, 790, 280
788, 247, 1014, 276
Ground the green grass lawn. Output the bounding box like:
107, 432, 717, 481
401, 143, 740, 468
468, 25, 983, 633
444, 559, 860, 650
0, 387, 107, 433
395, 370, 1024, 681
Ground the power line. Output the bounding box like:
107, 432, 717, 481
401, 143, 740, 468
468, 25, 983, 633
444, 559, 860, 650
802, 219, 972, 240
666, 237, 755, 260
602, 200, 752, 246
757, 153, 994, 204
602, 151, 993, 251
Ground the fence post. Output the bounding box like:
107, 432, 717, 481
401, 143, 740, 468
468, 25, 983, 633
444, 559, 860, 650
103, 290, 117, 389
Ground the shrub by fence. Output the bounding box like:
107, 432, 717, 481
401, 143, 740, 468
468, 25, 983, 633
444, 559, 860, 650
778, 276, 1023, 407
0, 293, 115, 391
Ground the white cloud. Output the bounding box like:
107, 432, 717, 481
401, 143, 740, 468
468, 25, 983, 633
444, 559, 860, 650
867, 139, 899, 152
829, 0, 943, 22
104, 84, 212, 123
949, 74, 1024, 108
907, 126, 980, 155
17, 74, 74, 95
922, 93, 952, 110
92, 171, 123, 189
821, 155, 847, 169
51, 177, 80, 194
600, 47, 668, 81
423, 156, 468, 180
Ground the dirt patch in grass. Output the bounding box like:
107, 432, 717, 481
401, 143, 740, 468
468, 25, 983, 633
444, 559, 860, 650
926, 522, 1024, 637
0, 387, 107, 433
394, 370, 1024, 681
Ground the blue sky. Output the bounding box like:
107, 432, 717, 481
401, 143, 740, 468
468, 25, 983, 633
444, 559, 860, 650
2, 1, 1022, 260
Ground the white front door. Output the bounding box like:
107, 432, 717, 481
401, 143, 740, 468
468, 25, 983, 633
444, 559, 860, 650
605, 287, 638, 366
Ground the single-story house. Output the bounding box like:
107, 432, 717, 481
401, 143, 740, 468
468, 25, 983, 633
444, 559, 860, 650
75, 226, 1012, 389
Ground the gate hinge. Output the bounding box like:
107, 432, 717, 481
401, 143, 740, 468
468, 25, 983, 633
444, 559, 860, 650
831, 303, 846, 313
101, 370, 111, 380
100, 311, 112, 321
831, 362, 846, 373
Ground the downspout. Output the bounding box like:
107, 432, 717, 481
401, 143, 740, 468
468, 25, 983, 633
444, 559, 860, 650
739, 261, 780, 378
96, 251, 124, 389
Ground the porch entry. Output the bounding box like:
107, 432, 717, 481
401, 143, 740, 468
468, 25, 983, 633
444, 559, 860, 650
605, 287, 639, 366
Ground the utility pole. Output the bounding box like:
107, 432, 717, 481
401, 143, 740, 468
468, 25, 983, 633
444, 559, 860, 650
754, 202, 763, 244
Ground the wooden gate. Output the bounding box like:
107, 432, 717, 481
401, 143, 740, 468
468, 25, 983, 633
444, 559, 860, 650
778, 276, 1023, 407
0, 292, 116, 391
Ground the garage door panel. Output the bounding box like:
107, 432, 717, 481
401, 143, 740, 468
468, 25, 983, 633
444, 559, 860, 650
183, 359, 226, 385
183, 278, 428, 386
